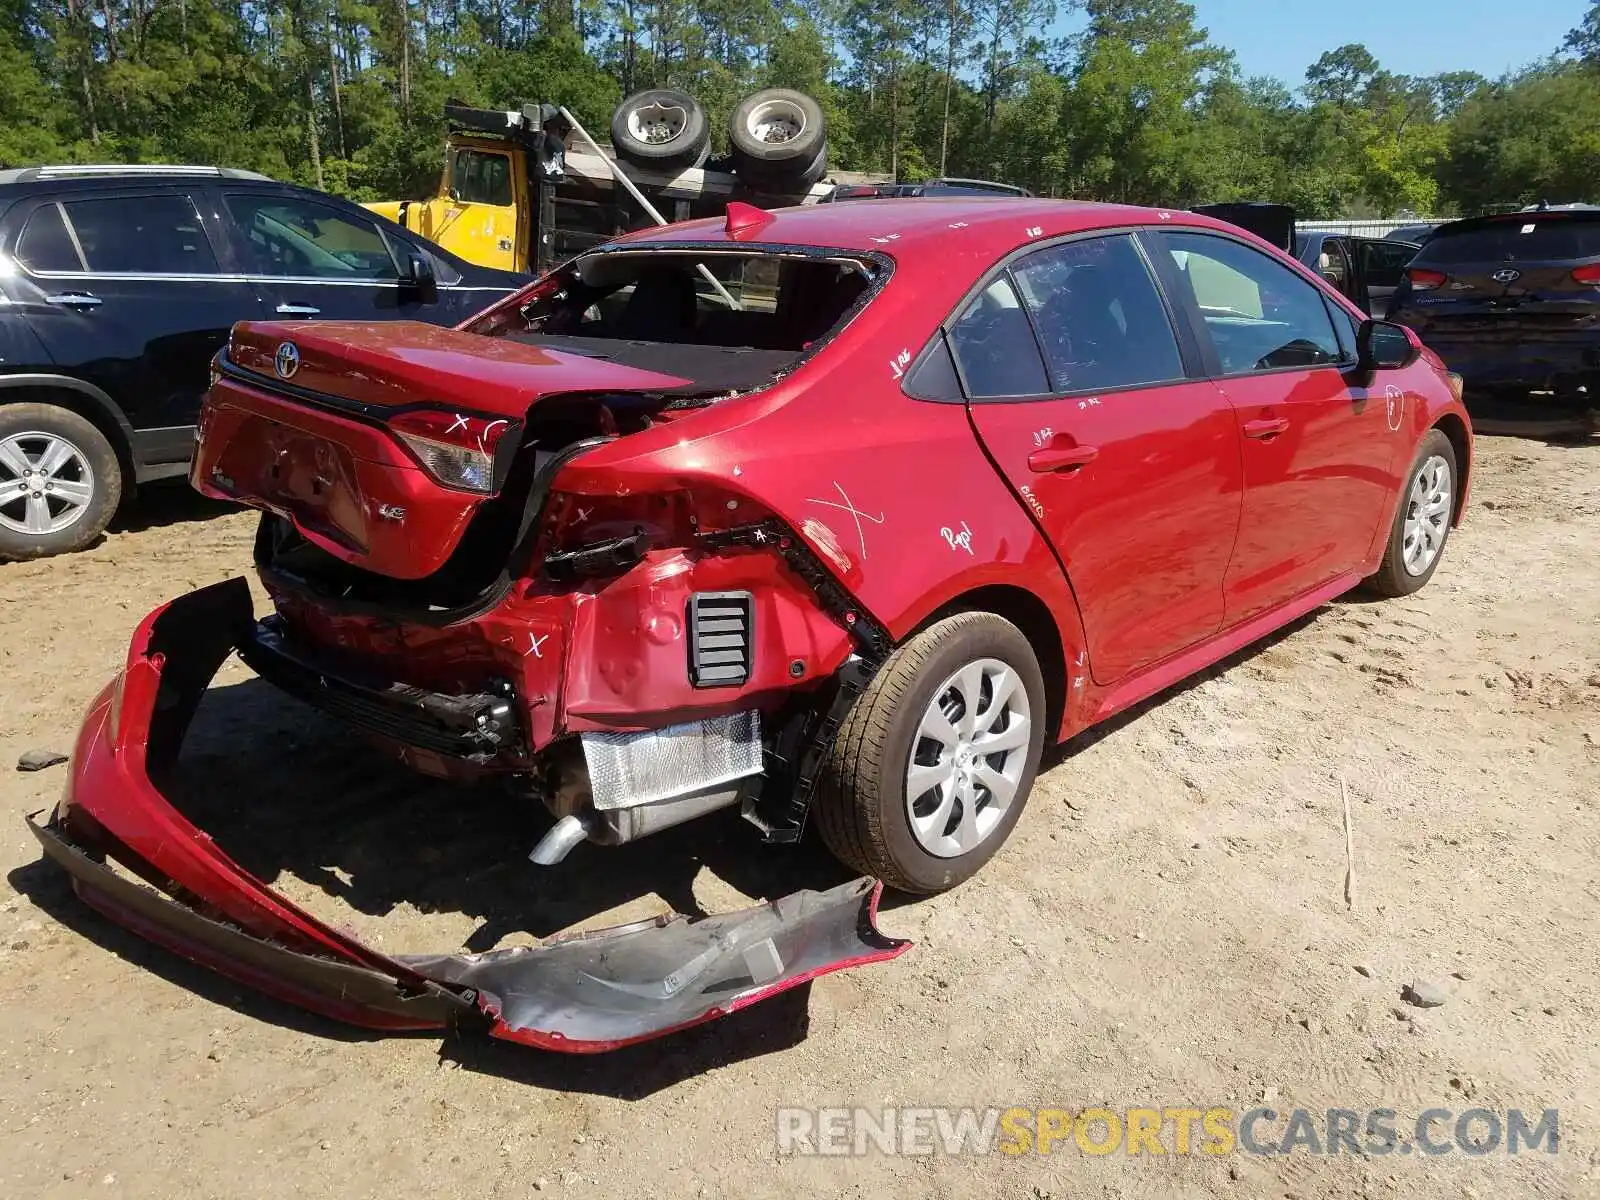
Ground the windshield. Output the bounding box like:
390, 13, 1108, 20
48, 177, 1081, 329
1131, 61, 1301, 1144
1418, 218, 1600, 264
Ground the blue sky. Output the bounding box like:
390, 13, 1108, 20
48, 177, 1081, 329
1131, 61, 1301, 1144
1060, 0, 1588, 89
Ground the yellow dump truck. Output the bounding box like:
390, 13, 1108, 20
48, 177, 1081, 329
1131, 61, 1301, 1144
366, 101, 885, 277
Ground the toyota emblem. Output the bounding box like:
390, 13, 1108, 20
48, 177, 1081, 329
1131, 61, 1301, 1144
1491, 268, 1521, 284
274, 341, 301, 379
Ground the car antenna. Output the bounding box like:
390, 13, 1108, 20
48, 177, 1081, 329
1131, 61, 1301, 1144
725, 201, 776, 241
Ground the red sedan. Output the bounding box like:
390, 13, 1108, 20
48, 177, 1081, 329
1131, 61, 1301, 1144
34, 196, 1470, 1048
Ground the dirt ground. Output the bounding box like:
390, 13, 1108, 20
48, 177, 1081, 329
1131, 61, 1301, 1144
1, 435, 1596, 1199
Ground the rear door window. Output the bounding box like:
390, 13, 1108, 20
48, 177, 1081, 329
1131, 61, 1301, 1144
60, 194, 220, 274
1419, 220, 1600, 264
1011, 234, 1185, 393
13, 203, 84, 273
948, 276, 1050, 398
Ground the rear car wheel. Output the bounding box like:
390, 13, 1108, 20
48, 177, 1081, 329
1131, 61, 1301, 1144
815, 612, 1047, 894
610, 89, 711, 173
0, 403, 122, 560
1365, 428, 1457, 597
729, 89, 828, 192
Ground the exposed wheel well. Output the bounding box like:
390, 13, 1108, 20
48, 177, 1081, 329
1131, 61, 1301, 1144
1432, 413, 1470, 525
0, 384, 133, 497
917, 584, 1068, 741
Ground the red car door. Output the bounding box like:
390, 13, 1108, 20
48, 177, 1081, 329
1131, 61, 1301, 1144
1149, 230, 1396, 625
950, 233, 1244, 684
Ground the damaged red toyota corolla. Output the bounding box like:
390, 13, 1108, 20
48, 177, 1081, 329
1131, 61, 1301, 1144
31, 197, 1472, 1049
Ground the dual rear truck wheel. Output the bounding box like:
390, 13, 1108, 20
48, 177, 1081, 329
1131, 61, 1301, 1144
609, 87, 828, 191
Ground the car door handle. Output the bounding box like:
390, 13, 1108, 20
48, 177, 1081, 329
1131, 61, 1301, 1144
1242, 417, 1290, 439
1027, 444, 1099, 473
45, 292, 102, 309
275, 303, 321, 316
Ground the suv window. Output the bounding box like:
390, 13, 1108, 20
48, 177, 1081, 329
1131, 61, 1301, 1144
60, 194, 219, 274
1012, 235, 1184, 393
1416, 218, 1600, 264
14, 203, 84, 272
1160, 232, 1344, 374
452, 149, 514, 206
948, 276, 1050, 398
224, 193, 398, 279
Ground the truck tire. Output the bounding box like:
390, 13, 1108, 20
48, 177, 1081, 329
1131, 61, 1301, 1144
814, 612, 1047, 894
610, 89, 711, 173
729, 89, 828, 192
0, 402, 122, 560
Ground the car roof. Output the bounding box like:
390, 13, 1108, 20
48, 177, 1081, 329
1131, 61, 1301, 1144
0, 164, 274, 193
1426, 207, 1600, 242
610, 197, 1234, 258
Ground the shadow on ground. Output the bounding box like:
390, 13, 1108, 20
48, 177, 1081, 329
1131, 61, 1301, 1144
109, 478, 242, 534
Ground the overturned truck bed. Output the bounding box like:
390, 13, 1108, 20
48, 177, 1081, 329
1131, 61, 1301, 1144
30, 579, 908, 1053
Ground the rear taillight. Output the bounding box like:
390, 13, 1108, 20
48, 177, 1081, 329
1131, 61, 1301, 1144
389, 409, 518, 494
1572, 264, 1600, 287
1407, 267, 1447, 291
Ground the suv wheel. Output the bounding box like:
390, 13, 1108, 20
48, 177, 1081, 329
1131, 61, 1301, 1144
815, 612, 1047, 894
0, 403, 122, 560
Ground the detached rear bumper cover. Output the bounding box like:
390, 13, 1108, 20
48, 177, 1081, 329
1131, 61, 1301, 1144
34, 578, 908, 1052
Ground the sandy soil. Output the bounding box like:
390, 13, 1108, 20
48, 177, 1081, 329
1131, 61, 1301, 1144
1, 436, 1597, 1199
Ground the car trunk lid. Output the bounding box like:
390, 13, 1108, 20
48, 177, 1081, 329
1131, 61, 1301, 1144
195, 321, 694, 580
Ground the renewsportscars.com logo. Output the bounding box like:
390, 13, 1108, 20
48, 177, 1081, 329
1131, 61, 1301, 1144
775, 1106, 1559, 1158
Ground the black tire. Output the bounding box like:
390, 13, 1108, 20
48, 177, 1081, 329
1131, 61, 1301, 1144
0, 402, 121, 561
1364, 428, 1457, 597
610, 89, 710, 172
729, 89, 827, 190
814, 612, 1047, 894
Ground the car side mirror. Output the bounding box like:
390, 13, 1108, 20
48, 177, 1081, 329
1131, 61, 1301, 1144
401, 251, 439, 304
1356, 318, 1419, 371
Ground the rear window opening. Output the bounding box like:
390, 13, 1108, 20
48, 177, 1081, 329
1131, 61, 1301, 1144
465, 248, 882, 394
1418, 217, 1600, 264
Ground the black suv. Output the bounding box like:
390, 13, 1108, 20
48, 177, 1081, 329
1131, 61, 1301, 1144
1388, 206, 1600, 418
0, 165, 524, 559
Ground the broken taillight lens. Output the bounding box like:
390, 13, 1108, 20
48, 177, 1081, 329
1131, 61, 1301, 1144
390, 409, 517, 494
1571, 263, 1600, 287
1406, 267, 1447, 291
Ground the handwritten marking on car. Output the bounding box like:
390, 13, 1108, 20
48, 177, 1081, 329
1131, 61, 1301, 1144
889, 348, 912, 380
574, 506, 592, 523
1158, 211, 1173, 221
948, 221, 969, 230
478, 418, 508, 453
525, 632, 549, 659
1385, 384, 1405, 432
870, 234, 902, 245
1032, 426, 1054, 448
1019, 486, 1046, 520
940, 521, 975, 555
1077, 396, 1102, 410
806, 483, 885, 561
447, 413, 470, 434
1025, 226, 1043, 238
1072, 649, 1088, 690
